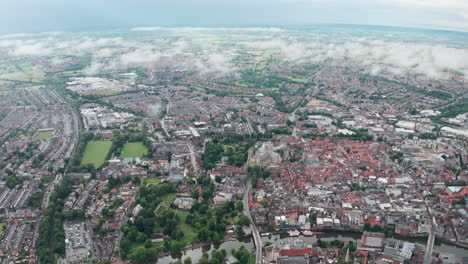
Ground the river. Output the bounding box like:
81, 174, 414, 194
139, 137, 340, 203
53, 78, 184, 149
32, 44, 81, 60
156, 231, 467, 263
156, 237, 254, 264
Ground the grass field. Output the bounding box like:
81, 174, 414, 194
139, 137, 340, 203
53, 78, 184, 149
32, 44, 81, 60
152, 209, 198, 245
263, 49, 280, 57
121, 142, 148, 158
162, 193, 177, 206
34, 131, 54, 141
143, 178, 162, 185
81, 140, 112, 168
192, 85, 207, 92
249, 256, 256, 264
175, 211, 198, 244
287, 77, 309, 84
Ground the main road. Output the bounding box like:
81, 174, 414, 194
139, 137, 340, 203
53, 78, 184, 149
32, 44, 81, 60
243, 181, 263, 264
423, 217, 437, 264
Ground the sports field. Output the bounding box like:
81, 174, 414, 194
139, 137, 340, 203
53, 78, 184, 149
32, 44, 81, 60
34, 131, 54, 141
121, 142, 148, 158
81, 140, 112, 168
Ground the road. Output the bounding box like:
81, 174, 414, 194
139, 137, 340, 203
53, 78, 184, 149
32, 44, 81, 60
246, 118, 254, 134
187, 141, 199, 174
423, 217, 437, 264
160, 101, 171, 137
287, 108, 299, 138
243, 182, 263, 264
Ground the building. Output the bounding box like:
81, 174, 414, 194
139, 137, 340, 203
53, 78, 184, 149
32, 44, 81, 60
383, 238, 415, 261
277, 248, 312, 264
357, 232, 385, 252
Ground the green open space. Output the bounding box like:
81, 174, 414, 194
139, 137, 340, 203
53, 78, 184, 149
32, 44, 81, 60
121, 142, 148, 158
161, 193, 177, 206
175, 211, 198, 244
143, 178, 162, 185
34, 131, 54, 141
152, 209, 198, 245
192, 85, 207, 92
287, 77, 309, 83
80, 140, 112, 168
263, 49, 280, 57
225, 215, 240, 224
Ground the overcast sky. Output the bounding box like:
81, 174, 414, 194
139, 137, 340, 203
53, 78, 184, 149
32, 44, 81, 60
1, 0, 468, 34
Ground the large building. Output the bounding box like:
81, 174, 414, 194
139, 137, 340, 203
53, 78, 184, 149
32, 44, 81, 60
277, 248, 312, 264
357, 232, 385, 252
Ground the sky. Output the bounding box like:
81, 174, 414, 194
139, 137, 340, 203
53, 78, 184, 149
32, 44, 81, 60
1, 0, 468, 34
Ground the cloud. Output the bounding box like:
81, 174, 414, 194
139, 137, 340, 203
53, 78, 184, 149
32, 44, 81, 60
12, 41, 53, 56
83, 37, 238, 77
130, 27, 162, 31
194, 53, 237, 76
2, 29, 467, 80
247, 37, 468, 79
0, 31, 62, 39
0, 35, 134, 57
119, 48, 163, 66
130, 27, 283, 32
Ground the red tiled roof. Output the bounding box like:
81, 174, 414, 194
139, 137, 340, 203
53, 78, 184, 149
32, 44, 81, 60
279, 248, 312, 256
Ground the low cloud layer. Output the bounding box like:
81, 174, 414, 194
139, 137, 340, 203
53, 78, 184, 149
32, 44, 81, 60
0, 29, 467, 79
130, 27, 284, 32
247, 37, 468, 79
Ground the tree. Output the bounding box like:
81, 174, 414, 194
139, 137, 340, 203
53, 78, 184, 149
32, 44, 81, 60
363, 223, 371, 231
232, 246, 251, 264
191, 188, 199, 199
238, 215, 250, 226
235, 200, 244, 212
317, 239, 327, 248
370, 224, 383, 232
127, 230, 138, 241
144, 240, 152, 248
309, 213, 317, 225
215, 175, 222, 184
210, 249, 227, 264
128, 247, 158, 263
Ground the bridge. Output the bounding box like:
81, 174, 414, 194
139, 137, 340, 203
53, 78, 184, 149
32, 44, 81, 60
243, 182, 263, 264
423, 217, 437, 264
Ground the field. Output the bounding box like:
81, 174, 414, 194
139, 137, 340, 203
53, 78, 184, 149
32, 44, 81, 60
287, 77, 309, 83
263, 49, 281, 57
143, 178, 162, 185
121, 142, 148, 158
81, 140, 112, 168
175, 211, 198, 244
153, 209, 198, 245
34, 131, 54, 141
162, 193, 177, 206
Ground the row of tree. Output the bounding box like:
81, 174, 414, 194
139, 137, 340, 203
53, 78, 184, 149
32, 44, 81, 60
69, 132, 95, 172
37, 177, 74, 263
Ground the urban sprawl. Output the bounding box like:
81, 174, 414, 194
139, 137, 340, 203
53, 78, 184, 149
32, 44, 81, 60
0, 28, 466, 264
